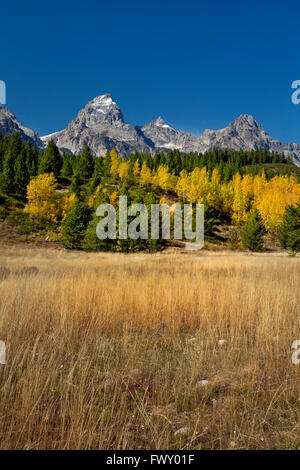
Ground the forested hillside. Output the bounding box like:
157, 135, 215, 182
0, 132, 299, 253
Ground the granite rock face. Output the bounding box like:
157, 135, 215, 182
0, 105, 43, 147
11, 93, 298, 167
197, 114, 300, 166
139, 116, 200, 152
41, 94, 153, 156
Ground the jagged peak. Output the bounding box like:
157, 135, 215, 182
155, 116, 166, 125
80, 93, 124, 126
88, 94, 116, 108
233, 114, 260, 126
146, 116, 174, 130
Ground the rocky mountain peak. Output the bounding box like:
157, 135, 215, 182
77, 93, 124, 128
231, 114, 262, 130
1, 93, 294, 166
154, 116, 168, 127
0, 104, 43, 147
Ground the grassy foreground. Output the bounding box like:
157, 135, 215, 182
0, 245, 299, 450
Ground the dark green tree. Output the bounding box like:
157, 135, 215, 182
61, 153, 74, 178
61, 200, 91, 249
1, 132, 23, 194
14, 147, 30, 195
278, 200, 300, 253
241, 209, 265, 251
70, 171, 84, 199
38, 140, 62, 177
76, 145, 94, 183
25, 141, 38, 177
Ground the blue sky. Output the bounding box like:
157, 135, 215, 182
1, 0, 300, 142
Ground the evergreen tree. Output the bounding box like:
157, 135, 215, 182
61, 200, 91, 249
202, 197, 220, 238
70, 172, 84, 199
103, 150, 112, 177
278, 200, 300, 253
25, 141, 38, 177
0, 132, 4, 173
82, 213, 115, 252
14, 147, 30, 195
241, 209, 265, 251
1, 132, 23, 194
87, 157, 104, 196
38, 140, 62, 177
61, 152, 74, 178
76, 145, 94, 182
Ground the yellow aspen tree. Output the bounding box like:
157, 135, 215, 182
109, 190, 119, 207
61, 192, 76, 220
255, 175, 300, 232
232, 173, 249, 225
118, 161, 130, 180
24, 173, 60, 222
133, 159, 140, 178
88, 184, 102, 208
110, 148, 119, 178
175, 170, 189, 199
207, 168, 222, 210
156, 165, 171, 191
139, 162, 152, 187
219, 182, 234, 217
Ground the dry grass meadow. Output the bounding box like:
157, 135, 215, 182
0, 245, 299, 450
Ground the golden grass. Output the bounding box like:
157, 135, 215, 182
0, 245, 299, 449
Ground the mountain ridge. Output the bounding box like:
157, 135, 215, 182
40, 95, 300, 166
0, 95, 299, 166
0, 105, 43, 148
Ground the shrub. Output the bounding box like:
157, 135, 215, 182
0, 206, 9, 220
82, 214, 115, 252
6, 210, 29, 227
228, 229, 240, 250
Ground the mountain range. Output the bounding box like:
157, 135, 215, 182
0, 95, 299, 166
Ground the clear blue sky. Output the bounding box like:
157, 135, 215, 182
1, 0, 300, 143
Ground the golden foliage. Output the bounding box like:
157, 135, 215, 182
24, 173, 60, 222
109, 148, 119, 177
109, 190, 119, 207
118, 161, 129, 180
133, 159, 140, 177
139, 162, 153, 187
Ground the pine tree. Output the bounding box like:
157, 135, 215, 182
25, 141, 38, 177
70, 172, 84, 199
278, 200, 300, 253
82, 213, 115, 252
103, 151, 112, 177
76, 145, 94, 182
61, 200, 91, 249
14, 147, 30, 195
241, 209, 265, 251
61, 152, 74, 178
1, 132, 23, 194
38, 140, 62, 177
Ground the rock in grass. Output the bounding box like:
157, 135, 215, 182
175, 426, 189, 436
218, 339, 227, 346
196, 380, 209, 387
